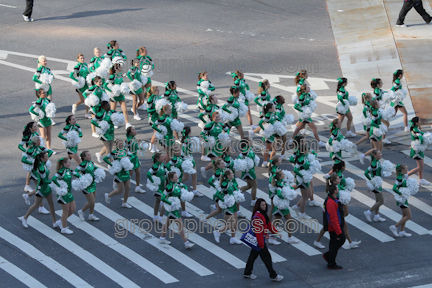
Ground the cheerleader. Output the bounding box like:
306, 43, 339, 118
164, 81, 187, 140
206, 159, 226, 220
104, 140, 133, 208
292, 70, 316, 134
254, 103, 280, 167
19, 122, 40, 193
52, 158, 80, 234
136, 46, 153, 90
238, 140, 259, 207
292, 84, 326, 147
390, 164, 416, 237
200, 111, 230, 161
222, 86, 246, 139
272, 95, 294, 159
127, 59, 146, 120
271, 171, 300, 244
254, 80, 271, 114
268, 155, 281, 219
407, 117, 431, 186
364, 149, 387, 223
33, 55, 54, 101
105, 40, 127, 63
390, 70, 409, 131
232, 70, 255, 127
335, 78, 357, 137
371, 78, 391, 144
326, 118, 357, 165
19, 152, 59, 229
29, 89, 54, 150
83, 75, 108, 138
58, 115, 82, 165
180, 127, 203, 197
197, 71, 215, 111
158, 171, 195, 249
146, 86, 161, 153
355, 93, 373, 147
70, 54, 91, 119
126, 126, 146, 193
104, 64, 130, 128
89, 47, 105, 74
212, 169, 243, 245
76, 151, 100, 221
147, 153, 167, 223
92, 101, 115, 163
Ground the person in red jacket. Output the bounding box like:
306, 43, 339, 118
244, 198, 283, 281
323, 185, 345, 270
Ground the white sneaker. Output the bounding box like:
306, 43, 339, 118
19, 216, 28, 228
138, 104, 146, 111
373, 214, 386, 222
291, 205, 300, 215
95, 153, 102, 163
308, 200, 321, 207
396, 24, 408, 28
38, 207, 50, 215
92, 132, 99, 138
201, 155, 211, 162
54, 220, 62, 229
250, 199, 257, 207
61, 227, 74, 235
72, 104, 77, 115
105, 193, 110, 204
51, 120, 56, 126
349, 241, 361, 249
213, 230, 221, 243
248, 130, 255, 138
291, 125, 297, 131
399, 231, 412, 237
210, 204, 217, 211
114, 125, 119, 129
185, 241, 195, 249
22, 194, 30, 205
300, 129, 308, 135
84, 114, 92, 119
133, 115, 141, 121
286, 236, 300, 244
261, 161, 268, 168
244, 274, 257, 280
150, 144, 157, 153
298, 213, 311, 219
382, 138, 391, 144
193, 190, 204, 197
130, 108, 135, 114
322, 174, 330, 180
135, 186, 146, 193
419, 179, 431, 186
122, 202, 132, 209
404, 126, 410, 132
78, 210, 85, 221
314, 241, 325, 249
230, 237, 242, 245
200, 167, 207, 178
364, 210, 372, 222
346, 131, 356, 138
389, 225, 399, 237
318, 141, 326, 148
182, 211, 193, 218
237, 211, 246, 218
88, 214, 99, 221
268, 237, 281, 245
24, 185, 33, 192
159, 238, 171, 245
272, 275, 284, 282
125, 123, 132, 129
359, 153, 365, 165
251, 125, 258, 129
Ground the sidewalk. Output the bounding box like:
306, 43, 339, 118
327, 0, 432, 139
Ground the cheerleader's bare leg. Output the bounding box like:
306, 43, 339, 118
315, 227, 325, 242
119, 100, 129, 124
408, 159, 423, 179
395, 106, 408, 127
23, 195, 44, 219
268, 199, 274, 219
182, 173, 197, 190
131, 94, 138, 116
45, 193, 57, 224
206, 202, 223, 220
307, 122, 321, 142
395, 207, 411, 232
369, 192, 384, 215
122, 180, 130, 204
292, 122, 306, 138
138, 91, 145, 109
298, 187, 308, 214
108, 181, 124, 198
263, 142, 272, 162
45, 126, 52, 150
74, 93, 85, 111
69, 153, 81, 166
346, 111, 353, 131
154, 195, 162, 218
241, 179, 257, 201
60, 201, 76, 228
338, 113, 345, 127
246, 109, 253, 126
343, 205, 352, 243
25, 172, 31, 186
235, 124, 245, 139
284, 213, 295, 238
81, 192, 96, 214
99, 140, 113, 157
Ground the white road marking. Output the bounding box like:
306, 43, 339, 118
0, 255, 47, 288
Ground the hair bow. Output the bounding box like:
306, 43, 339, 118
107, 43, 112, 49
372, 78, 376, 82
329, 122, 335, 129
258, 82, 263, 87
337, 78, 343, 83
295, 72, 300, 76
231, 72, 238, 79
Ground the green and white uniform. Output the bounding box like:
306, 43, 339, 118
164, 87, 182, 118
21, 145, 53, 174
336, 86, 350, 114
390, 78, 405, 108
161, 181, 187, 219
254, 89, 271, 114
238, 150, 258, 180
147, 161, 167, 196
364, 155, 383, 193
29, 98, 53, 128
18, 131, 40, 152
104, 72, 126, 102
91, 109, 115, 141
52, 167, 80, 204
258, 111, 279, 143
369, 106, 384, 141
127, 67, 144, 95
196, 79, 215, 110
137, 55, 153, 84
105, 48, 127, 62
152, 114, 175, 148
362, 100, 372, 131
126, 134, 142, 170
208, 168, 224, 190
33, 161, 52, 197
33, 65, 54, 96
410, 125, 425, 160
328, 126, 344, 162
294, 92, 313, 123
104, 148, 132, 183
166, 155, 184, 180
291, 152, 311, 189
75, 160, 97, 194
272, 179, 291, 216
223, 96, 242, 127
146, 93, 160, 125
83, 85, 109, 115
58, 124, 82, 154
393, 173, 409, 207
234, 77, 251, 106
198, 103, 231, 127
90, 55, 105, 72
201, 121, 230, 158
69, 62, 90, 93
214, 179, 238, 214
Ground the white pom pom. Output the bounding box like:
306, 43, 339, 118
244, 157, 255, 171
362, 114, 372, 126
245, 90, 255, 101
327, 141, 341, 153
120, 83, 130, 95
380, 106, 395, 122
204, 136, 216, 148
140, 75, 148, 85
306, 154, 321, 174
100, 58, 111, 70
45, 103, 56, 118
297, 169, 313, 184
62, 130, 81, 148
129, 79, 142, 92
394, 89, 407, 103
291, 93, 298, 104
336, 101, 349, 114
348, 96, 358, 106
261, 123, 275, 139
273, 187, 295, 210
217, 132, 230, 144
110, 112, 125, 126
282, 185, 298, 201
340, 139, 355, 151
233, 190, 245, 203
120, 157, 134, 171
299, 107, 313, 120
238, 102, 248, 117
86, 73, 96, 86
380, 160, 393, 177
254, 155, 260, 167
146, 177, 161, 192
141, 63, 153, 78
338, 190, 351, 205
164, 196, 181, 212
373, 123, 388, 138
94, 168, 106, 183
53, 180, 69, 196
85, 93, 100, 108
181, 188, 194, 202
181, 159, 196, 175
45, 160, 51, 170
72, 76, 85, 89
273, 121, 288, 136
79, 173, 93, 191
170, 166, 182, 179
218, 194, 236, 209
395, 194, 407, 204
155, 98, 170, 114
423, 132, 432, 144
155, 125, 168, 140
108, 160, 123, 175
367, 176, 383, 191
95, 66, 107, 78
411, 139, 427, 152
218, 109, 229, 123
307, 100, 317, 112
309, 89, 318, 100
96, 120, 109, 136
170, 119, 184, 133
30, 106, 45, 122
187, 137, 201, 153
233, 159, 247, 172
345, 177, 356, 191
281, 114, 295, 126
72, 178, 83, 192
281, 170, 295, 186
406, 178, 419, 196
226, 106, 239, 122
381, 91, 392, 103
175, 102, 188, 114
101, 92, 109, 102
39, 73, 53, 85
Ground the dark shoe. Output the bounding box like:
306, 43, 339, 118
322, 254, 328, 263
327, 265, 343, 270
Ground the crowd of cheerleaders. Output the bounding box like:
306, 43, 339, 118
17, 40, 431, 250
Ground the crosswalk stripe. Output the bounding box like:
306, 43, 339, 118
0, 255, 47, 288
188, 186, 286, 262
0, 226, 91, 287
127, 197, 246, 269
93, 203, 213, 276
55, 211, 178, 284
410, 284, 432, 288
27, 216, 140, 288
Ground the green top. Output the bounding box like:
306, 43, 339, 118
365, 156, 382, 179
90, 56, 105, 72
52, 167, 81, 192
198, 104, 230, 123
294, 92, 312, 112
197, 79, 215, 97
337, 86, 349, 105
69, 62, 90, 82
164, 88, 182, 117
21, 145, 53, 165
391, 78, 402, 92
104, 148, 132, 182
166, 155, 184, 180
373, 87, 386, 102
393, 173, 406, 196
106, 48, 127, 60
91, 110, 115, 141
370, 107, 382, 128
146, 94, 160, 123
201, 121, 230, 140
18, 131, 40, 152
58, 124, 83, 141
104, 72, 124, 88
127, 67, 142, 82
32, 66, 53, 84
137, 55, 154, 71
208, 168, 224, 188
253, 89, 271, 107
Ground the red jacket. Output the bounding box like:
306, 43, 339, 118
325, 196, 344, 235
251, 211, 278, 248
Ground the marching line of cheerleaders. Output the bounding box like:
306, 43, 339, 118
17, 40, 430, 273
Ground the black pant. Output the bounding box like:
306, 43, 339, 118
397, 0, 431, 25
244, 244, 277, 279
324, 232, 345, 267
23, 0, 34, 17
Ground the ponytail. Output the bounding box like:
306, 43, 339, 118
393, 69, 403, 82
262, 102, 273, 115
371, 78, 381, 89
219, 169, 232, 189
23, 122, 35, 137
326, 172, 338, 193
336, 77, 347, 93
56, 157, 69, 172
294, 70, 307, 85
268, 155, 280, 175
33, 152, 47, 170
